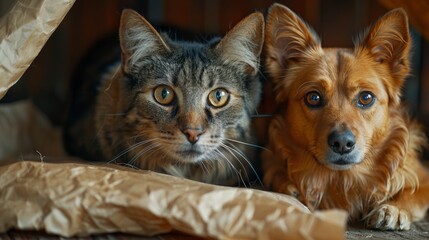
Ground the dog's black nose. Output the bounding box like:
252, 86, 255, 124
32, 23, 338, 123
328, 130, 355, 155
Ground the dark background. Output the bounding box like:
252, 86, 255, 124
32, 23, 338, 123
1, 0, 428, 156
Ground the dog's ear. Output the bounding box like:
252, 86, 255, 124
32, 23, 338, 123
357, 8, 410, 104
264, 3, 321, 80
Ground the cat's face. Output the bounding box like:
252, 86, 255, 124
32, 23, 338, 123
114, 10, 264, 165
124, 48, 256, 163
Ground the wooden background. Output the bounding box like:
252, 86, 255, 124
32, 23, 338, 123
1, 0, 428, 149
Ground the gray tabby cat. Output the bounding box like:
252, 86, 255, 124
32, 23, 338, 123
63, 9, 264, 186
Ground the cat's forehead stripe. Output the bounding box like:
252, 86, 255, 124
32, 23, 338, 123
175, 59, 206, 86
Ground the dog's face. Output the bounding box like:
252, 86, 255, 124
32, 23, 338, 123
265, 4, 410, 171
279, 49, 393, 170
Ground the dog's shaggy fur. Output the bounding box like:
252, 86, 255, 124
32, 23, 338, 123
262, 3, 429, 230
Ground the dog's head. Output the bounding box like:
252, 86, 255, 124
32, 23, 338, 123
265, 4, 410, 171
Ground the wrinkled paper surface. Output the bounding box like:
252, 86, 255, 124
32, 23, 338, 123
0, 161, 347, 239
0, 0, 348, 239
0, 101, 348, 239
0, 0, 75, 99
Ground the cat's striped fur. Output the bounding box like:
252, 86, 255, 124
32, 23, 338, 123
63, 9, 264, 186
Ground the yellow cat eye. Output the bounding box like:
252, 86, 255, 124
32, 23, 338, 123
208, 88, 230, 108
153, 85, 175, 105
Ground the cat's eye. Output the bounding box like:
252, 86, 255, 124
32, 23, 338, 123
153, 85, 175, 105
357, 91, 376, 108
208, 88, 230, 108
305, 91, 323, 108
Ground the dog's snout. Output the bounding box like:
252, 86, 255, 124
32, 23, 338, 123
328, 130, 356, 155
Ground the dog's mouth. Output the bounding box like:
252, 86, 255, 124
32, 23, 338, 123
332, 158, 350, 165
326, 158, 356, 170
314, 152, 363, 171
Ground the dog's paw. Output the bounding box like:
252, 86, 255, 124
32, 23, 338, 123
365, 204, 411, 230
278, 182, 300, 198
304, 188, 322, 210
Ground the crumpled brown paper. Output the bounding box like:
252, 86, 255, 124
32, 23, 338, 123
0, 161, 347, 239
0, 0, 75, 99
0, 101, 348, 239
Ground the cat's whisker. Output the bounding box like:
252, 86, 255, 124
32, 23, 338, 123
108, 138, 159, 164
128, 143, 162, 167
214, 149, 247, 188
116, 162, 141, 170
127, 132, 155, 144
223, 143, 264, 187
109, 140, 154, 164
204, 152, 223, 174
220, 143, 252, 185
224, 138, 269, 151
111, 131, 154, 153
223, 144, 262, 186
203, 158, 214, 174
198, 160, 210, 175
93, 127, 152, 155
257, 69, 267, 81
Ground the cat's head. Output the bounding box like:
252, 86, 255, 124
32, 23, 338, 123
113, 9, 264, 165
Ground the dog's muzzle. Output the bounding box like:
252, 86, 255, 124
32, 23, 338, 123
325, 129, 362, 170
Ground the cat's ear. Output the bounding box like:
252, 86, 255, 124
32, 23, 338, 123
355, 8, 410, 105
264, 3, 321, 78
215, 12, 264, 75
119, 9, 170, 71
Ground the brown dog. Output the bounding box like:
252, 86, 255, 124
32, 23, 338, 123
262, 3, 429, 230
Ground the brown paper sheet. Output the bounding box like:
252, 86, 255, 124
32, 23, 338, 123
0, 100, 348, 239
0, 160, 347, 239
0, 0, 75, 99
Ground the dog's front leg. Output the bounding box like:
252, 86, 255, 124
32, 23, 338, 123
365, 169, 429, 230
365, 202, 412, 230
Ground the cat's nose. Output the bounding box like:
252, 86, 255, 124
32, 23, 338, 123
181, 128, 205, 144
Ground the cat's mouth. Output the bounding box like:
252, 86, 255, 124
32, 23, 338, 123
178, 149, 203, 155
175, 149, 205, 161
168, 141, 219, 163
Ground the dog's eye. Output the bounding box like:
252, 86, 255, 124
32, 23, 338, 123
305, 91, 323, 108
357, 91, 376, 108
